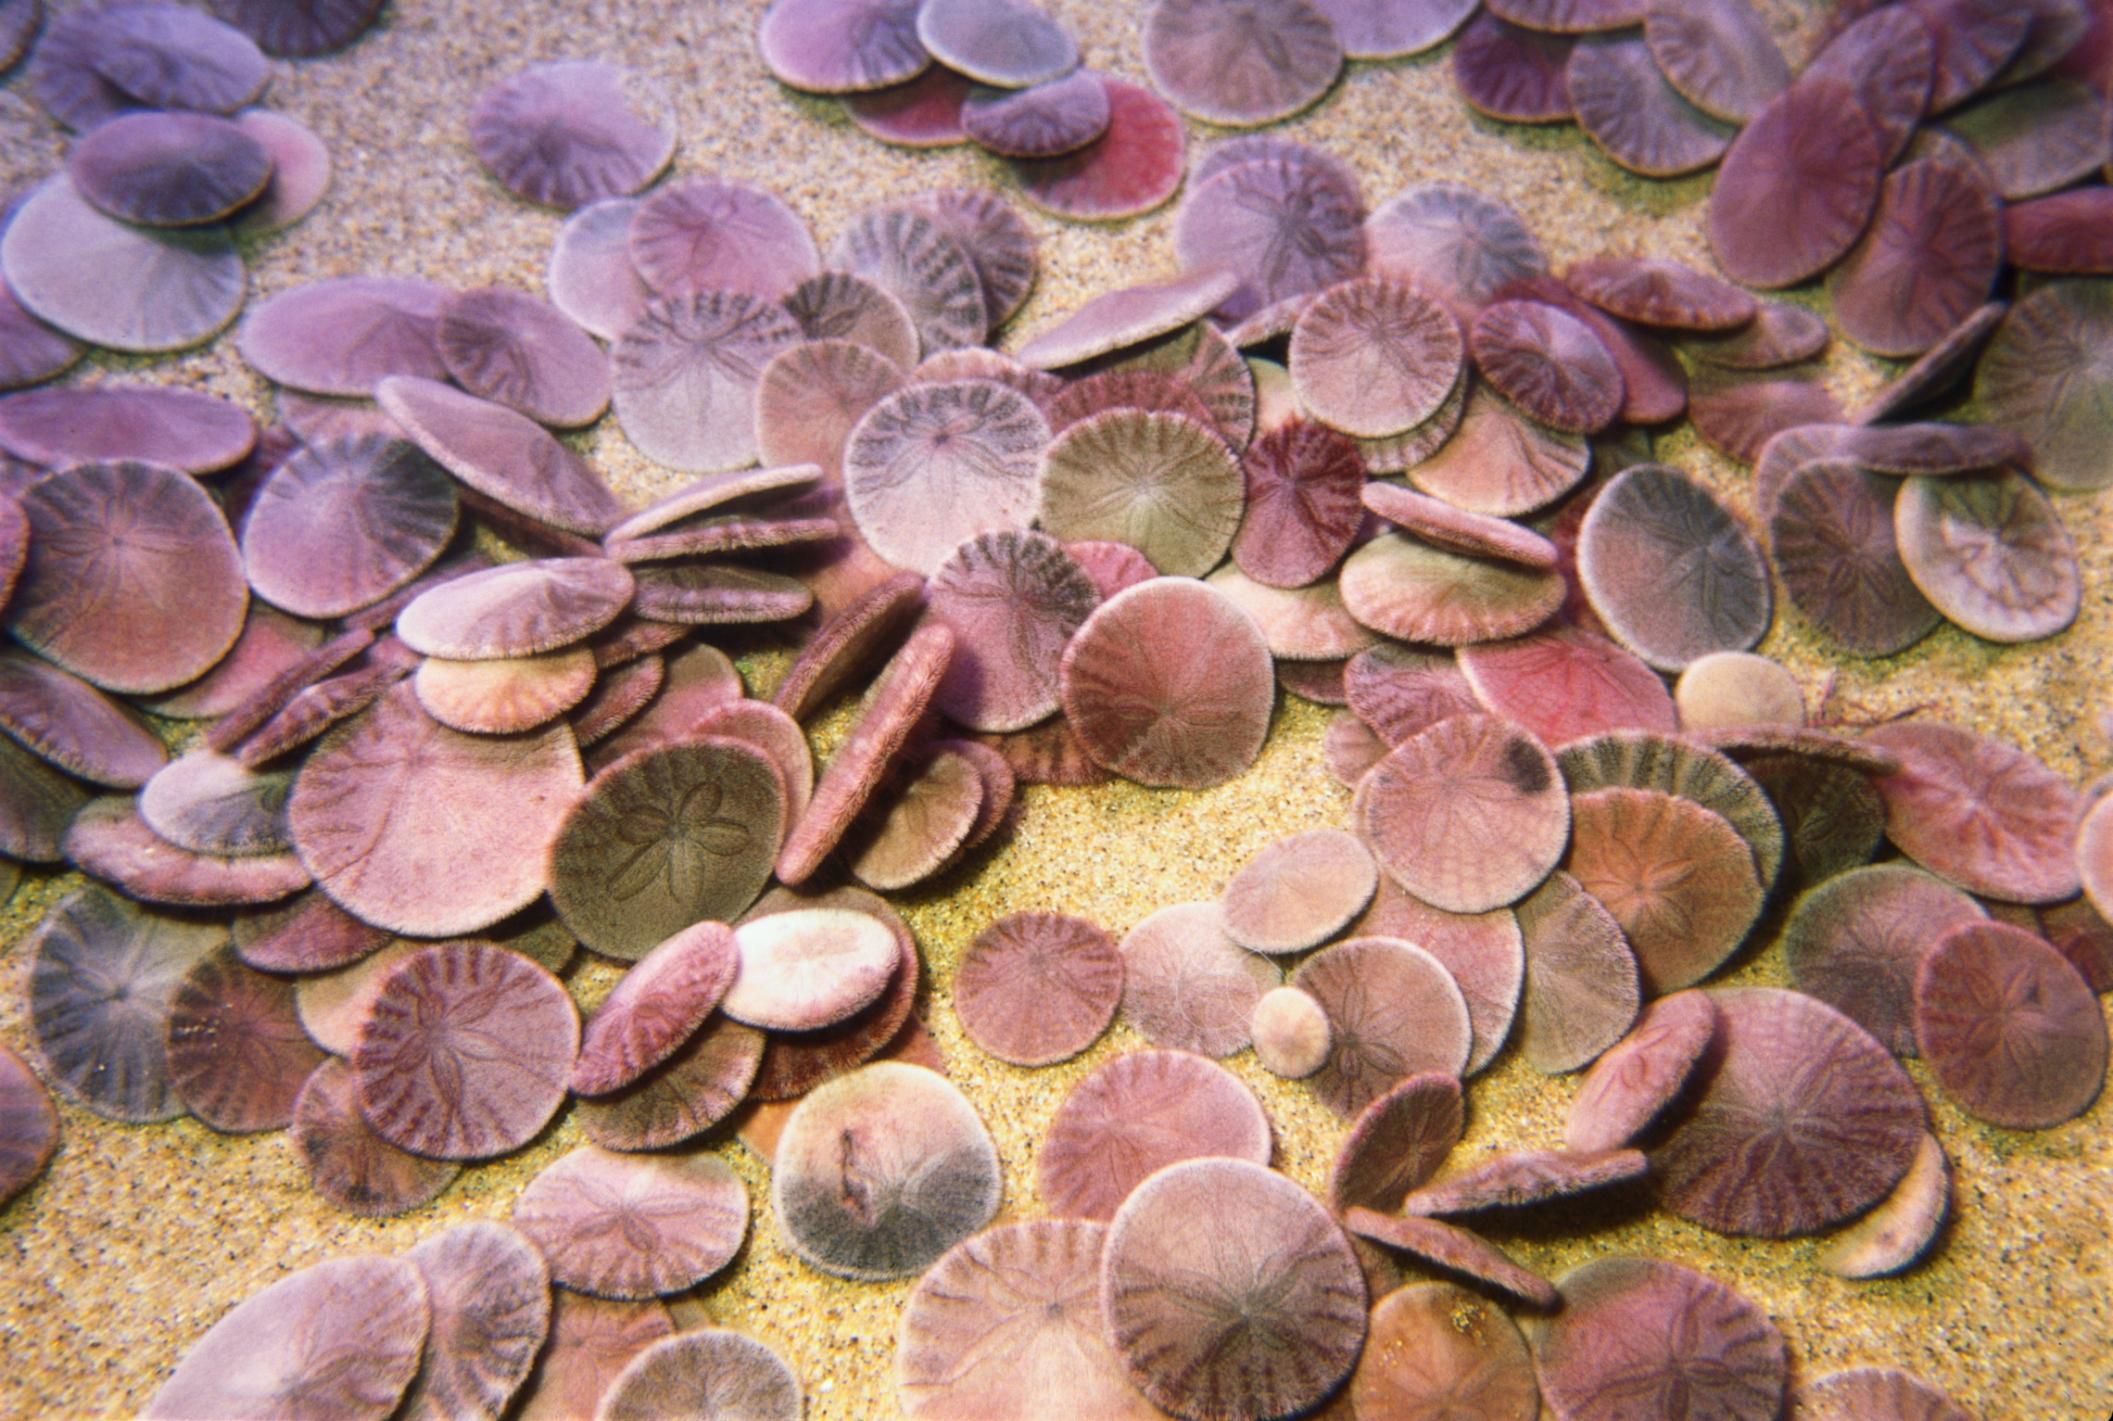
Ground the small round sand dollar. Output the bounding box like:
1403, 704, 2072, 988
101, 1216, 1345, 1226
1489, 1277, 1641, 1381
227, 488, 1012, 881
0, 1044, 58, 1206
549, 738, 785, 961
514, 1145, 747, 1299
1653, 987, 1925, 1237
1037, 409, 1243, 578
292, 1057, 461, 1217
470, 60, 674, 210
1675, 651, 1805, 730
1223, 828, 1377, 954
772, 1061, 1001, 1281
243, 434, 460, 620
1328, 1070, 1463, 1213
596, 1330, 801, 1421
845, 378, 1050, 575
1143, 0, 1344, 128
1578, 464, 1771, 672
1039, 1049, 1270, 1221
1532, 1256, 1786, 1421
955, 911, 1122, 1067
1357, 713, 1568, 914
1059, 578, 1274, 790
145, 1255, 430, 1421
165, 946, 325, 1133
1895, 470, 2081, 644
899, 1219, 1158, 1421
927, 529, 1100, 732
352, 941, 578, 1161
1350, 1281, 1538, 1421
290, 683, 582, 936
1295, 937, 1473, 1117
1119, 902, 1281, 1057
723, 907, 898, 1030
1564, 989, 1718, 1152
1290, 277, 1464, 439
1249, 985, 1331, 1079
1915, 920, 2106, 1130
1566, 787, 1763, 995
1101, 1157, 1366, 1421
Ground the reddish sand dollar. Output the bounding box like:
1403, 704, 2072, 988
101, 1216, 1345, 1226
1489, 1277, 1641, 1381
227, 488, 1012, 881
1036, 409, 1243, 577
1060, 578, 1274, 790
0, 382, 253, 472
847, 68, 970, 147
1119, 902, 1280, 1057
1864, 721, 2080, 904
1039, 1048, 1271, 1220
291, 1057, 461, 1217
898, 1219, 1157, 1421
926, 529, 1099, 732
961, 68, 1109, 158
1294, 937, 1472, 1117
1642, 0, 1788, 122
145, 1256, 431, 1421
1233, 419, 1366, 589
954, 911, 1123, 1067
1142, 0, 1344, 128
1565, 989, 1719, 1152
1100, 1157, 1366, 1421
291, 683, 582, 936
0, 1044, 58, 1206
1010, 78, 1187, 223
1358, 713, 1568, 914
514, 1145, 747, 1298
1291, 277, 1463, 439
1708, 78, 1883, 289
1338, 531, 1564, 647
1327, 1070, 1463, 1213
753, 339, 905, 480
1915, 920, 2106, 1129
1458, 625, 1676, 747
575, 1012, 764, 1152
1470, 298, 1624, 434
1531, 1257, 1787, 1421
165, 947, 325, 1133
351, 940, 580, 1161
845, 743, 983, 890
1653, 987, 1926, 1237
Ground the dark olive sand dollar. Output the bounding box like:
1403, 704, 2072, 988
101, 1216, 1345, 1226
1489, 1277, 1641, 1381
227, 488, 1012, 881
1338, 531, 1565, 646
1792, 1365, 1975, 1421
292, 1057, 462, 1216
723, 906, 897, 1030
1101, 1158, 1365, 1421
291, 683, 581, 935
436, 286, 611, 428
377, 376, 626, 536
243, 434, 460, 620
1458, 625, 1676, 746
513, 1145, 746, 1298
595, 1329, 801, 1421
1348, 1281, 1538, 1421
0, 1044, 59, 1206
1403, 1146, 1647, 1216
1118, 902, 1280, 1057
756, 0, 928, 93
0, 648, 167, 788
66, 110, 272, 227
953, 911, 1122, 1067
925, 529, 1098, 732
609, 290, 801, 473
1531, 1257, 1787, 1421
1289, 276, 1463, 438
398, 1223, 550, 1421
1864, 721, 2081, 904
1768, 458, 1941, 658
1039, 1048, 1270, 1220
1010, 77, 1188, 223
899, 1219, 1157, 1421
549, 738, 784, 960
1820, 1129, 1951, 1281
1566, 787, 1764, 995
1915, 920, 2106, 1129
771, 1061, 1000, 1280
1233, 419, 1366, 589
1174, 159, 1364, 324
1222, 828, 1377, 954
572, 921, 738, 1094
1450, 12, 1576, 125
1565, 988, 1719, 1152
0, 383, 253, 472
165, 946, 325, 1133
1327, 1070, 1463, 1214
1653, 987, 1925, 1237
1295, 936, 1471, 1117
145, 1256, 431, 1421
1577, 464, 1771, 673
0, 180, 244, 353
239, 277, 450, 396
1059, 578, 1273, 789
1896, 470, 2081, 644
12, 460, 247, 695
1514, 869, 1640, 1073
352, 940, 578, 1161
1036, 409, 1243, 577
470, 60, 674, 210
28, 886, 224, 1123
1356, 713, 1568, 914
1782, 864, 1986, 1057
1143, 0, 1341, 127
1708, 77, 1883, 290
778, 622, 953, 884
843, 378, 1049, 575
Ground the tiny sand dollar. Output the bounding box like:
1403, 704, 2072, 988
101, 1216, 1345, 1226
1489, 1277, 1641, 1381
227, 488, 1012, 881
1101, 1157, 1366, 1421
1059, 578, 1274, 790
771, 1061, 1001, 1281
954, 911, 1123, 1067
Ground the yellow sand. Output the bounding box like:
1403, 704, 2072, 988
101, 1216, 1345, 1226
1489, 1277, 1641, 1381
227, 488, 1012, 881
1, 0, 2109, 1415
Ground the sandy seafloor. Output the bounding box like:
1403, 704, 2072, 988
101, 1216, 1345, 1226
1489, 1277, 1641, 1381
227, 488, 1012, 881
2, 0, 2111, 1415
